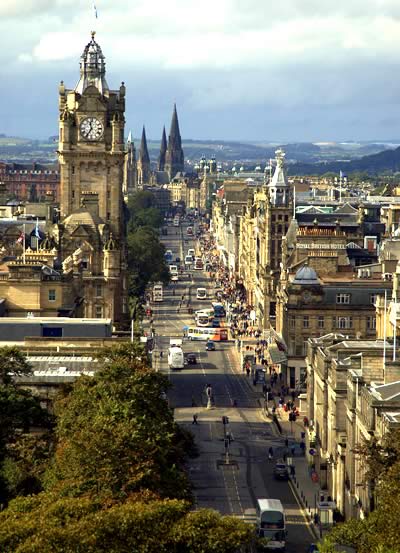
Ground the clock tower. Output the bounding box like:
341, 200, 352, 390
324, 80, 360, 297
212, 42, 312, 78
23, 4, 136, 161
55, 33, 128, 324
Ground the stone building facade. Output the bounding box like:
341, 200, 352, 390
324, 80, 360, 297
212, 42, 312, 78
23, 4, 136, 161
54, 32, 128, 324
305, 335, 400, 521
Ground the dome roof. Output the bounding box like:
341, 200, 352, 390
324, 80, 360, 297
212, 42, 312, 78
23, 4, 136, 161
63, 209, 104, 230
293, 265, 319, 285
75, 32, 109, 94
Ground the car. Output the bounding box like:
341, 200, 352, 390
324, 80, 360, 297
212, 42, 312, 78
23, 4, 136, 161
308, 546, 320, 553
273, 459, 289, 481
186, 353, 197, 364
175, 256, 181, 263
206, 340, 215, 351
171, 275, 179, 282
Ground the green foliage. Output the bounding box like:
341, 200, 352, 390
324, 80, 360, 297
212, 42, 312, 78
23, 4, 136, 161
45, 353, 190, 500
0, 346, 32, 385
0, 494, 254, 553
321, 428, 400, 553
0, 385, 51, 453
127, 226, 170, 297
127, 190, 163, 231
1, 433, 52, 498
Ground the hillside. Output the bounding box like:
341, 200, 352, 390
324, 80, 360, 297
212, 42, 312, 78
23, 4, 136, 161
289, 145, 400, 176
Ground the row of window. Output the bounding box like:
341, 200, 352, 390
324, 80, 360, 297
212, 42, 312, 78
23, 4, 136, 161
336, 293, 378, 305
290, 315, 376, 330
271, 214, 289, 222
48, 285, 102, 302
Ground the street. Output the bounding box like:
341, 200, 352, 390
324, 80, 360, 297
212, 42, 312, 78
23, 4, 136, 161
151, 219, 316, 552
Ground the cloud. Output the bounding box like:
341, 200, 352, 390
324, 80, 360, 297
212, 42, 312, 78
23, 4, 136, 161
1, 0, 400, 140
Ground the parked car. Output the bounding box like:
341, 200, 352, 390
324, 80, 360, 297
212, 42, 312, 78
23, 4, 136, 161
273, 460, 289, 481
206, 340, 215, 351
186, 353, 197, 364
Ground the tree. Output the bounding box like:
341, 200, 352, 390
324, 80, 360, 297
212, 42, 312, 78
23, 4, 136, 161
45, 356, 191, 500
127, 226, 170, 297
0, 346, 32, 385
0, 494, 255, 553
128, 190, 157, 213
1, 432, 52, 499
320, 428, 400, 553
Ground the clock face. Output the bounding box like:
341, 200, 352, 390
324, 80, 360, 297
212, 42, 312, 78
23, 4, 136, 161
80, 117, 104, 141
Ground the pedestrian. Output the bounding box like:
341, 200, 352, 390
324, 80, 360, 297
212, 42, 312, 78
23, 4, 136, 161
291, 446, 296, 457
192, 414, 198, 425
246, 367, 250, 377
268, 446, 273, 460
285, 437, 289, 448
303, 416, 309, 428
160, 351, 163, 359
291, 390, 296, 402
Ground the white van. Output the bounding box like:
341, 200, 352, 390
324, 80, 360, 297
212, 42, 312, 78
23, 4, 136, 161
185, 255, 193, 266
187, 248, 195, 257
196, 287, 207, 300
169, 265, 178, 276
168, 338, 184, 370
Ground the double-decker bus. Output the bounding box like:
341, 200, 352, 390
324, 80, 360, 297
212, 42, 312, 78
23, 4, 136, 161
256, 499, 286, 551
195, 311, 212, 327
211, 301, 226, 318
152, 283, 163, 302
196, 287, 207, 300
186, 327, 228, 341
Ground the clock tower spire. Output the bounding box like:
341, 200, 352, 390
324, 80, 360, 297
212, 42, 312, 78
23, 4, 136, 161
56, 33, 128, 324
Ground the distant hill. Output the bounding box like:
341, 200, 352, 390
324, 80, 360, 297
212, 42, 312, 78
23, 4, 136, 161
289, 145, 400, 176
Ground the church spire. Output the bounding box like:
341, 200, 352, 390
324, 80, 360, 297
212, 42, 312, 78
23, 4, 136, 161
137, 126, 151, 185
165, 104, 184, 179
139, 126, 150, 164
158, 126, 167, 171
168, 103, 182, 148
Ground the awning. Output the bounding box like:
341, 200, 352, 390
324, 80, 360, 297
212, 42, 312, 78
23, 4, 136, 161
268, 345, 287, 365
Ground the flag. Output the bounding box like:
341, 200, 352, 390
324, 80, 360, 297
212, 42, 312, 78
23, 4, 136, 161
35, 219, 40, 238
93, 3, 98, 18
16, 230, 24, 244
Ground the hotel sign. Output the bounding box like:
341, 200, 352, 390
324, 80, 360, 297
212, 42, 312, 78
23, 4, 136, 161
298, 243, 346, 250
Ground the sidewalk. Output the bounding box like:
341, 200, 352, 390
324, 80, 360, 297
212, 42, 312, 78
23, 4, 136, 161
230, 343, 321, 541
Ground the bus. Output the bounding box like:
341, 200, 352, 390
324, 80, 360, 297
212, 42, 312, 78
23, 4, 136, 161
186, 327, 228, 341
152, 283, 163, 302
164, 250, 173, 263
256, 499, 286, 551
196, 287, 207, 300
194, 258, 204, 270
212, 302, 226, 318
195, 312, 212, 327
168, 339, 184, 369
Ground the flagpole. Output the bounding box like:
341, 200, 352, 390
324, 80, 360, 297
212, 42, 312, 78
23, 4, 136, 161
23, 224, 26, 264
383, 290, 387, 370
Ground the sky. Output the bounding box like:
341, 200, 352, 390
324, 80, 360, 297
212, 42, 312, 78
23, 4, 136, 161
1, 0, 400, 142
